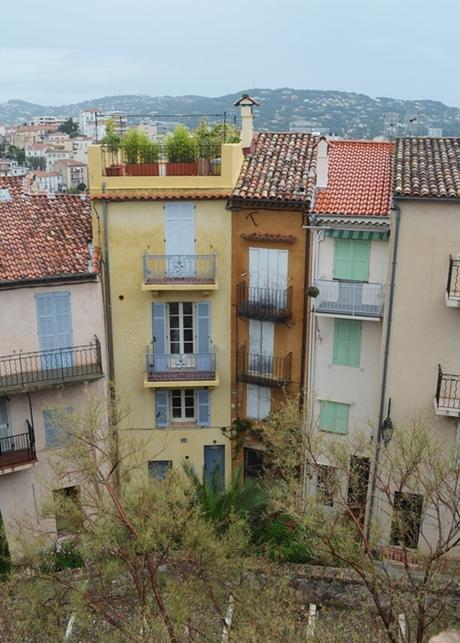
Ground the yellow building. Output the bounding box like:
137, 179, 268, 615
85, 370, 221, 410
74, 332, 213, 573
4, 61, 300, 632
88, 138, 243, 486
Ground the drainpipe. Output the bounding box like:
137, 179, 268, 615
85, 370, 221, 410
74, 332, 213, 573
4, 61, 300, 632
300, 210, 310, 410
366, 202, 401, 539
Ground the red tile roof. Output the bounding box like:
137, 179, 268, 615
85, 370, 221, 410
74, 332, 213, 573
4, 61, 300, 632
394, 137, 460, 199
0, 177, 96, 284
231, 132, 318, 207
91, 190, 231, 201
314, 140, 394, 216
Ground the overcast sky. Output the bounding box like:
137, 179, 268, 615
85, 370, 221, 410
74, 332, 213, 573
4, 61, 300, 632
1, 0, 459, 106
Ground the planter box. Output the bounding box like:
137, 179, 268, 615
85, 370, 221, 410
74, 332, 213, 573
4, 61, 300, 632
105, 165, 125, 177
126, 163, 160, 176
197, 158, 211, 176
166, 162, 198, 176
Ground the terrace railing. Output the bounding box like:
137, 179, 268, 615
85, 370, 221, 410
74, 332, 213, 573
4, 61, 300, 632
237, 347, 292, 388
0, 337, 103, 394
143, 254, 216, 286
447, 256, 460, 299
314, 280, 384, 318
0, 420, 36, 471
146, 350, 216, 382
237, 282, 293, 323
435, 365, 460, 414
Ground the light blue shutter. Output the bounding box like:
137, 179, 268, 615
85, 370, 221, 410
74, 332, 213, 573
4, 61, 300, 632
36, 292, 73, 369
152, 303, 167, 374
43, 410, 59, 447
155, 391, 169, 428
196, 390, 210, 426
196, 303, 211, 371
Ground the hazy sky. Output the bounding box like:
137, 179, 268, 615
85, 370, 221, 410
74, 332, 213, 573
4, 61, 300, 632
1, 0, 460, 106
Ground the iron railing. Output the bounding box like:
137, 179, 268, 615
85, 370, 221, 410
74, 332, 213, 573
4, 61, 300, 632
237, 347, 292, 388
0, 421, 36, 470
447, 256, 460, 299
314, 279, 384, 318
146, 350, 216, 382
237, 282, 293, 322
435, 365, 460, 413
143, 254, 216, 285
103, 143, 223, 177
0, 337, 103, 394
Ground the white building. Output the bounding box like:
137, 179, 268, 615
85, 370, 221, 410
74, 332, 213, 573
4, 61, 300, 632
54, 159, 88, 190
45, 146, 73, 172
0, 177, 106, 559
29, 170, 62, 193
72, 137, 91, 163
25, 143, 47, 159
0, 159, 29, 177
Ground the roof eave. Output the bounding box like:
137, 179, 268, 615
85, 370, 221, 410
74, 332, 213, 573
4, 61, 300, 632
228, 196, 311, 211
0, 271, 99, 291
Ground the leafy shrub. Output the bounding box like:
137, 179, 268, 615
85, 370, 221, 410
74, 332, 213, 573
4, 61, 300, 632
165, 125, 198, 163
253, 513, 314, 564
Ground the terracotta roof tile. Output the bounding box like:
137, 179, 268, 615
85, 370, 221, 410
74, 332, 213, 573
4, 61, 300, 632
91, 190, 231, 201
231, 132, 318, 206
394, 138, 460, 199
314, 140, 394, 217
0, 177, 95, 283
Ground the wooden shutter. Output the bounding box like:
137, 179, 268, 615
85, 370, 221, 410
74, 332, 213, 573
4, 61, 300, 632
0, 398, 10, 441
152, 303, 167, 353
333, 320, 362, 368
333, 239, 370, 282
155, 391, 169, 428
165, 202, 195, 256
319, 401, 349, 434
196, 390, 210, 426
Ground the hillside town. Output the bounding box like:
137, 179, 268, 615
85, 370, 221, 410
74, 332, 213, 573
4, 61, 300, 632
0, 90, 460, 639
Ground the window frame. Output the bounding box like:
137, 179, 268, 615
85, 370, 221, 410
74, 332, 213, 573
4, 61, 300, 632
170, 389, 196, 423
319, 400, 349, 435
168, 302, 194, 355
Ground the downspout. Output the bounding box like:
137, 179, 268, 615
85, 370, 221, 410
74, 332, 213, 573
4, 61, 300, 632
366, 202, 401, 539
300, 208, 310, 411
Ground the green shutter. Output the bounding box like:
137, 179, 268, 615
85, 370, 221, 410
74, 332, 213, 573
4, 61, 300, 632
319, 401, 349, 435
333, 239, 370, 282
333, 320, 362, 368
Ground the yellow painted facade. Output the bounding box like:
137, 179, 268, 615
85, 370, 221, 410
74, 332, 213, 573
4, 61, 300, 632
89, 143, 243, 484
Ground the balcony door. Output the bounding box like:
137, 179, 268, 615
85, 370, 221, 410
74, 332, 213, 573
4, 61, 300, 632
165, 203, 195, 278
248, 320, 274, 376
249, 248, 288, 307
35, 292, 73, 370
0, 398, 12, 453
204, 445, 225, 492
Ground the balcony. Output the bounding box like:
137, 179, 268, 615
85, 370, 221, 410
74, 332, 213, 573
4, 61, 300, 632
142, 255, 218, 292
237, 282, 292, 323
237, 347, 292, 388
446, 256, 460, 307
435, 365, 460, 417
103, 143, 222, 177
0, 421, 36, 474
313, 280, 384, 320
0, 338, 103, 395
144, 351, 218, 388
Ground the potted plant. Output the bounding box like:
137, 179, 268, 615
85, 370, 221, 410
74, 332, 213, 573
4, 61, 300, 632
194, 121, 213, 176
121, 128, 142, 175
165, 125, 198, 175
137, 137, 160, 176
101, 119, 123, 176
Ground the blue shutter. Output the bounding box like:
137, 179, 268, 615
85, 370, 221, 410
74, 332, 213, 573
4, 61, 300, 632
196, 390, 210, 426
196, 303, 211, 371
155, 391, 169, 428
36, 292, 73, 369
152, 303, 167, 374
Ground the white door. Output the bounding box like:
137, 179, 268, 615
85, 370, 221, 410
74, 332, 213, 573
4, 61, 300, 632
165, 203, 195, 277
249, 320, 274, 375
249, 248, 288, 290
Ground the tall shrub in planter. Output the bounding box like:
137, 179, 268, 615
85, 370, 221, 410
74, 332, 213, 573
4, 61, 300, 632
101, 118, 123, 176
138, 137, 160, 175
165, 125, 198, 175
121, 128, 141, 174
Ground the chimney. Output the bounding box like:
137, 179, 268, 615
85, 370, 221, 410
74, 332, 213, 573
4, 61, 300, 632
316, 137, 329, 189
234, 94, 260, 152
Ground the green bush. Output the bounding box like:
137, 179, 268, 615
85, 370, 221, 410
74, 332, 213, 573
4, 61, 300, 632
253, 513, 314, 564
139, 137, 160, 163
165, 125, 198, 163
0, 516, 11, 580
121, 128, 143, 164
39, 541, 84, 573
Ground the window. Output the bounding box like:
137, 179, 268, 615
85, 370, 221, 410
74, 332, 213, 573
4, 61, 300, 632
319, 401, 349, 435
333, 319, 362, 368
390, 492, 423, 549
171, 389, 195, 421
347, 456, 370, 526
53, 486, 81, 536
148, 460, 172, 481
244, 448, 264, 480
169, 302, 194, 354
317, 465, 336, 507
333, 239, 371, 282
43, 408, 73, 448
155, 389, 210, 427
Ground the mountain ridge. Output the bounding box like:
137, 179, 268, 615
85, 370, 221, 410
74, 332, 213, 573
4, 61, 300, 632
2, 88, 460, 138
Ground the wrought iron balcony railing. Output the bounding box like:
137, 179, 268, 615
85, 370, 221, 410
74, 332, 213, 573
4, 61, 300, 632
447, 256, 460, 299
314, 279, 384, 318
237, 347, 292, 388
237, 282, 292, 322
143, 254, 216, 286
146, 350, 217, 382
435, 365, 460, 415
0, 337, 103, 394
0, 420, 36, 471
